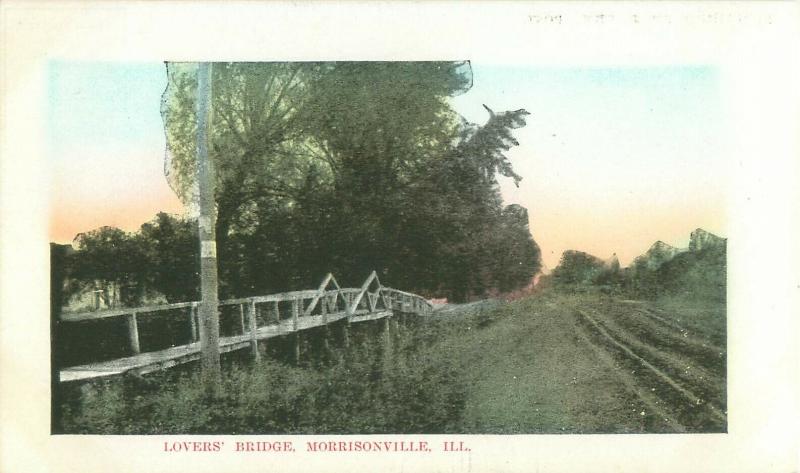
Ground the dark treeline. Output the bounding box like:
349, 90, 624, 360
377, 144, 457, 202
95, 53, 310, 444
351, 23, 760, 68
55, 215, 199, 308
56, 62, 541, 309
546, 240, 726, 302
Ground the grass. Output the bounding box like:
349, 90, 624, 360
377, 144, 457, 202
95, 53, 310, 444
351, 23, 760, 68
653, 295, 726, 347
426, 293, 654, 433
58, 288, 726, 434
58, 320, 467, 434
403, 291, 725, 433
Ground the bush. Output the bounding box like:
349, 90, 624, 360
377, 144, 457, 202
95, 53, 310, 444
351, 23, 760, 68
59, 320, 467, 434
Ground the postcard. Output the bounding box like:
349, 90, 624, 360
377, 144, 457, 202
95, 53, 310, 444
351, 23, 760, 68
1, 1, 798, 472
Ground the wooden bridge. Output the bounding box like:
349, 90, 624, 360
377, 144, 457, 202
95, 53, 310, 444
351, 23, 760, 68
58, 271, 432, 383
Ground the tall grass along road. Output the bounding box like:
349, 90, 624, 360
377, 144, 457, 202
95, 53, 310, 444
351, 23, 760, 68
59, 290, 725, 434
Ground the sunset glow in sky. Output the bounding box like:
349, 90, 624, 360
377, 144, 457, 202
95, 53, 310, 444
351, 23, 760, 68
48, 62, 726, 270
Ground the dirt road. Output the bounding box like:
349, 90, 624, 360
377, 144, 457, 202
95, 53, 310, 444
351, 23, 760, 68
440, 292, 726, 433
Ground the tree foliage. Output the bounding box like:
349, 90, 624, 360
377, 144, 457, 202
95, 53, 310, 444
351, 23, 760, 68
550, 250, 607, 287
68, 227, 149, 307
62, 214, 198, 308
61, 62, 542, 305
139, 213, 199, 302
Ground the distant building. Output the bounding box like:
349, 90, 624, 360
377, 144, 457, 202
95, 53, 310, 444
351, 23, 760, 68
688, 228, 727, 252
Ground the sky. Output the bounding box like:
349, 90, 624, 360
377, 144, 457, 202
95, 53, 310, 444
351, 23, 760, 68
48, 62, 726, 270
453, 64, 726, 269
48, 62, 183, 241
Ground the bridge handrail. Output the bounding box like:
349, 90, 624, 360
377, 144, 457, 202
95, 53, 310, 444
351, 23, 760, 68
61, 301, 199, 322
60, 274, 429, 323
382, 287, 434, 308
57, 271, 434, 366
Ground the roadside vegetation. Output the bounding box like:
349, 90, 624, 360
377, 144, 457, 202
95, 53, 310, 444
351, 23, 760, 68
546, 230, 726, 304
58, 319, 468, 434
58, 271, 726, 434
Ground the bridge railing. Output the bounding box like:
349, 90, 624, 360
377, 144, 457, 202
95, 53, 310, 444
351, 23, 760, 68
59, 271, 432, 361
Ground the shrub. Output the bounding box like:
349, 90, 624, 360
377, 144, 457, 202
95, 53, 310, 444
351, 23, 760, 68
59, 320, 467, 434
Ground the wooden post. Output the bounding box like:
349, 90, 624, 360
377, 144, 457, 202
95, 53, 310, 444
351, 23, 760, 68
321, 293, 330, 352
248, 299, 260, 361
273, 301, 280, 323
321, 293, 328, 324
382, 315, 392, 367
189, 305, 198, 342
239, 303, 246, 335
317, 296, 329, 353
323, 325, 331, 354
127, 312, 140, 354
194, 303, 204, 341
195, 61, 221, 395
342, 318, 350, 348
292, 298, 299, 331
292, 298, 300, 365
390, 314, 400, 345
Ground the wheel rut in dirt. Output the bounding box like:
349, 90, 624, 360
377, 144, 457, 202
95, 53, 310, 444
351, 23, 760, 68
569, 301, 726, 432
574, 307, 725, 410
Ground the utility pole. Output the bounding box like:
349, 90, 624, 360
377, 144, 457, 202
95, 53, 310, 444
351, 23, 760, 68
196, 62, 221, 396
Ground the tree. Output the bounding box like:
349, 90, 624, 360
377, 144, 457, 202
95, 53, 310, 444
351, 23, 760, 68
162, 62, 542, 299
69, 226, 149, 307
295, 62, 473, 283
551, 250, 606, 287
162, 62, 323, 296
491, 204, 542, 293
392, 107, 537, 300
138, 212, 198, 303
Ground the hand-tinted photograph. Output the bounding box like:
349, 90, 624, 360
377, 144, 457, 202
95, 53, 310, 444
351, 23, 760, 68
49, 61, 726, 434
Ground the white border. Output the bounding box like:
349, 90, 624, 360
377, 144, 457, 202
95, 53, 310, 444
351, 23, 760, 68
1, 2, 798, 472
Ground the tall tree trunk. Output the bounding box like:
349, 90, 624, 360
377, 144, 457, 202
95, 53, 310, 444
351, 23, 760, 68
196, 62, 221, 397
